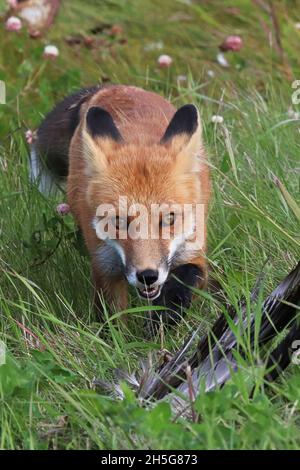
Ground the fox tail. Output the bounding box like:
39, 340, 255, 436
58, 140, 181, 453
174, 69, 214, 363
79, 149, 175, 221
29, 86, 100, 195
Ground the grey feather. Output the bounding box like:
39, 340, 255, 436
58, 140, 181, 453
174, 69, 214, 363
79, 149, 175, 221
94, 261, 300, 416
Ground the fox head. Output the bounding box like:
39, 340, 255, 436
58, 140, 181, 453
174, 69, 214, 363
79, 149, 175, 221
81, 104, 206, 300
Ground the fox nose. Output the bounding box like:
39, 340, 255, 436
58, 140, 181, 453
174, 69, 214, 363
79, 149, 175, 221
137, 269, 159, 286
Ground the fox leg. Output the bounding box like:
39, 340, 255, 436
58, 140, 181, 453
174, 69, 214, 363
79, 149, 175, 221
92, 266, 128, 321
150, 259, 207, 329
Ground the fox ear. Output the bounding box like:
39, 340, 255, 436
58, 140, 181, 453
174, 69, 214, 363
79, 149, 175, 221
86, 107, 123, 142
82, 107, 123, 176
161, 104, 202, 169
161, 104, 199, 144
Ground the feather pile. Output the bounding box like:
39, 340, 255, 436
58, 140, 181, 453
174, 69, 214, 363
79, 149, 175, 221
93, 262, 300, 417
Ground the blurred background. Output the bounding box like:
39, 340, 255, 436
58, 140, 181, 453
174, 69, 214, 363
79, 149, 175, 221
1, 0, 300, 136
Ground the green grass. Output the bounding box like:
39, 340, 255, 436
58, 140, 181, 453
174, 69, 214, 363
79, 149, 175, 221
0, 0, 300, 450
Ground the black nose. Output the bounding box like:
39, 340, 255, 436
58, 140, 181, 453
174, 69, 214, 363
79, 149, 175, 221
137, 269, 159, 286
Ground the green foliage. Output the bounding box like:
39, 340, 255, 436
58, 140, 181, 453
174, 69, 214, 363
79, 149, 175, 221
0, 0, 300, 450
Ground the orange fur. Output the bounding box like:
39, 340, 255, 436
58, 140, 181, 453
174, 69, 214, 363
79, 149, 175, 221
67, 85, 210, 314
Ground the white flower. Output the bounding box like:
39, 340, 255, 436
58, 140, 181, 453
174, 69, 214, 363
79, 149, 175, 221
43, 45, 59, 59
216, 53, 229, 68
177, 75, 187, 83
287, 107, 300, 120
295, 22, 300, 30
144, 41, 163, 51
207, 69, 215, 78
5, 16, 22, 32
211, 115, 224, 124
157, 54, 173, 68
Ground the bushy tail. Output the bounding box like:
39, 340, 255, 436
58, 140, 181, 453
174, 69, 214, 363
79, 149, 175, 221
29, 86, 100, 195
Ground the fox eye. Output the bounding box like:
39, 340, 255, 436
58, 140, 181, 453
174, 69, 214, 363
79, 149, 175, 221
112, 216, 128, 231
161, 212, 176, 227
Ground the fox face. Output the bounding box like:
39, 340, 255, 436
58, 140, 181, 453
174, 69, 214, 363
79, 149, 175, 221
80, 104, 207, 300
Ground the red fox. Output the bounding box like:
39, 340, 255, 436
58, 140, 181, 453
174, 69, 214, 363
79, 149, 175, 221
32, 85, 210, 326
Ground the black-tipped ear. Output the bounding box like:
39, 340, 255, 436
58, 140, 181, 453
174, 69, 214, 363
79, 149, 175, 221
86, 106, 123, 142
161, 104, 199, 143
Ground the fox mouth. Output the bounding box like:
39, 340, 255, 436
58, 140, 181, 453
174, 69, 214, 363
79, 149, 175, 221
137, 285, 162, 300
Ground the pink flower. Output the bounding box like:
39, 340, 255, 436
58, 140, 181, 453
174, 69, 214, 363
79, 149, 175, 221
5, 16, 22, 32
7, 0, 18, 8
43, 45, 59, 59
56, 203, 70, 216
25, 129, 35, 145
220, 35, 243, 52
158, 54, 173, 68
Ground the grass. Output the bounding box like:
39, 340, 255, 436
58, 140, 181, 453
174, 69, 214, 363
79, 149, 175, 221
0, 0, 300, 450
